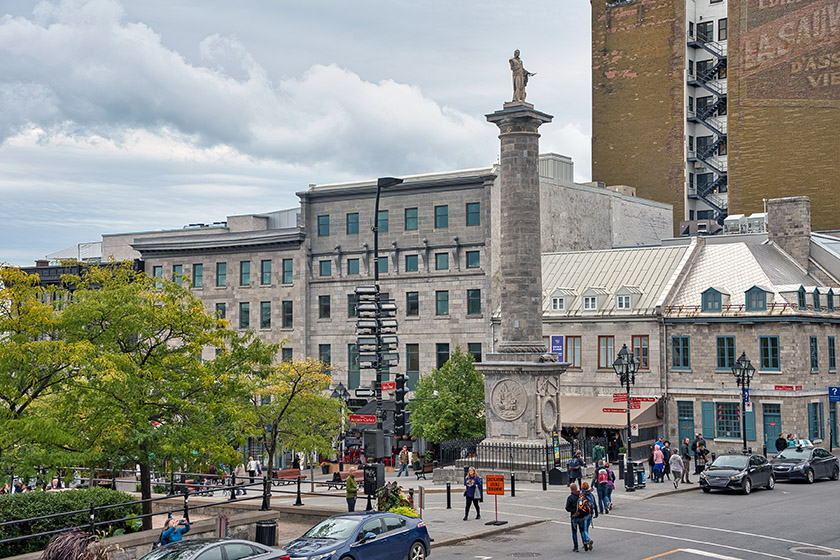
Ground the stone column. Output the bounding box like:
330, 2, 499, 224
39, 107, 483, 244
486, 103, 553, 353
473, 102, 567, 457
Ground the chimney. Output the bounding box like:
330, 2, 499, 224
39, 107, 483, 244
767, 196, 811, 270
35, 260, 49, 267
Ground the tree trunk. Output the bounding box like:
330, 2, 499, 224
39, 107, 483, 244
139, 455, 153, 531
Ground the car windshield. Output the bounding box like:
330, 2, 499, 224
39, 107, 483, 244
303, 518, 359, 540
710, 456, 748, 469
777, 448, 810, 460
142, 542, 211, 560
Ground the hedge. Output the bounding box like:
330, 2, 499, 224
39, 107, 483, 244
0, 488, 142, 557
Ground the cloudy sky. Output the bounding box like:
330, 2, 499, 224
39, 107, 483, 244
0, 0, 592, 266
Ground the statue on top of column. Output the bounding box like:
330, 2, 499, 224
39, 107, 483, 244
510, 49, 536, 103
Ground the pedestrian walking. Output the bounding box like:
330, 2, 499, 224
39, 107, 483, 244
396, 446, 410, 477
662, 441, 672, 481
345, 469, 357, 512
592, 441, 606, 466
669, 452, 684, 489
463, 466, 482, 521
694, 443, 709, 475
247, 456, 258, 484
691, 433, 706, 456
653, 445, 664, 482
160, 518, 190, 545
595, 461, 611, 514
579, 481, 598, 551
234, 462, 247, 495
568, 450, 585, 488
680, 437, 692, 484
565, 482, 584, 552
604, 462, 615, 509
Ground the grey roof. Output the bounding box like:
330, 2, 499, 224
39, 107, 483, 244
542, 245, 691, 316
669, 241, 823, 307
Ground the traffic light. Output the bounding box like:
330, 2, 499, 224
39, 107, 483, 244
394, 373, 408, 437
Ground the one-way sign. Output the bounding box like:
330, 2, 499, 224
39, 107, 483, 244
354, 388, 375, 398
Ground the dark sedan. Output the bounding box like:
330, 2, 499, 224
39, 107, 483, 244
283, 511, 431, 560
770, 446, 839, 483
699, 453, 774, 494
139, 539, 289, 560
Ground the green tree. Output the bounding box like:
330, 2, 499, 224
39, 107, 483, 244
0, 266, 91, 466
241, 356, 342, 478
407, 347, 485, 442
43, 263, 276, 529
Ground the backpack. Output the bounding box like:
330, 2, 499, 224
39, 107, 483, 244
576, 493, 594, 517
597, 468, 609, 484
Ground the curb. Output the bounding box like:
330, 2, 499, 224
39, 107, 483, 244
431, 519, 548, 548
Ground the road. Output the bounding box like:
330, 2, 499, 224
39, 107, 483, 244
434, 478, 840, 559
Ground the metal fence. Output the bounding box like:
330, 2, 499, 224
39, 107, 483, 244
438, 438, 484, 467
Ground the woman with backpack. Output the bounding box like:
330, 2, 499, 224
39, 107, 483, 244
578, 482, 598, 551
594, 460, 611, 514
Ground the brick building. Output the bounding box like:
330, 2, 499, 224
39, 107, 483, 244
592, 0, 840, 235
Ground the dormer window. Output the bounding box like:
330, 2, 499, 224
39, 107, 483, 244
584, 296, 597, 311
813, 288, 821, 311
798, 286, 807, 310
552, 297, 565, 311
745, 286, 767, 311
616, 295, 631, 310
702, 288, 722, 312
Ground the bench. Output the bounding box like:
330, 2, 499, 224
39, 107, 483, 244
415, 462, 434, 480
317, 480, 347, 491
272, 468, 306, 486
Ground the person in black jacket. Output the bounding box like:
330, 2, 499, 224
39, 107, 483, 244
565, 482, 584, 552
775, 434, 788, 455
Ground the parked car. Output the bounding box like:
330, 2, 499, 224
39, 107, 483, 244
282, 511, 431, 560
699, 453, 774, 494
139, 539, 289, 560
770, 446, 840, 483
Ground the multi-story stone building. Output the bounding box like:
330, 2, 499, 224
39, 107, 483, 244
540, 197, 840, 456
592, 0, 840, 235
25, 155, 672, 397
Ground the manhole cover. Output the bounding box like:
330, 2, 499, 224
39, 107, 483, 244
508, 554, 541, 558
790, 547, 840, 558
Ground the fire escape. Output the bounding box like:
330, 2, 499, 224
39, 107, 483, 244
687, 28, 728, 222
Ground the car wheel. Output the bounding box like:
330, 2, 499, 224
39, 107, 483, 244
742, 478, 752, 495
806, 469, 815, 484
339, 556, 354, 560
832, 466, 839, 481
766, 475, 775, 490
702, 487, 711, 493
409, 542, 426, 560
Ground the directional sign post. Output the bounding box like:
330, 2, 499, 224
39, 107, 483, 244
484, 475, 507, 526
354, 388, 375, 398
744, 388, 750, 403
349, 414, 376, 424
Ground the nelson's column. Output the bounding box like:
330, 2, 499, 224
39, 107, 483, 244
476, 51, 567, 454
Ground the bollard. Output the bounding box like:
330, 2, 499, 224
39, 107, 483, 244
229, 474, 237, 501
446, 482, 451, 509
183, 490, 190, 521
260, 475, 271, 511
510, 472, 516, 497
293, 476, 303, 506
169, 473, 176, 496
89, 501, 95, 534
409, 488, 415, 508
542, 467, 547, 491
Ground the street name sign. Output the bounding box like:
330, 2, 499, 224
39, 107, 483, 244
354, 388, 375, 398
349, 414, 376, 424
381, 381, 396, 391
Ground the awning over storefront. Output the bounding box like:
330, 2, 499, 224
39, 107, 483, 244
560, 396, 661, 429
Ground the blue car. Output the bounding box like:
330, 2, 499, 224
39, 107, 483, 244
283, 511, 431, 560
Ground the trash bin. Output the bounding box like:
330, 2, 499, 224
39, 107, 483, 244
633, 463, 646, 488
255, 520, 276, 546
548, 468, 568, 486
618, 453, 626, 480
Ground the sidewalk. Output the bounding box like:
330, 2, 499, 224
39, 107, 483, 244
271, 468, 700, 548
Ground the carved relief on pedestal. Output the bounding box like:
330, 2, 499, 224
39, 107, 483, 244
535, 376, 561, 436
490, 378, 527, 421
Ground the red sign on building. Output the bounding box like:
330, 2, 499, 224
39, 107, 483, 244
381, 381, 396, 391
349, 414, 376, 424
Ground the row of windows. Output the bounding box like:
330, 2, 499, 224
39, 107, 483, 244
320, 289, 483, 319
701, 286, 836, 313
318, 250, 481, 277
551, 294, 633, 312
215, 301, 294, 330
312, 342, 482, 390
681, 401, 828, 443
548, 335, 650, 370
317, 202, 481, 237
674, 335, 838, 372
690, 18, 726, 43
154, 260, 295, 288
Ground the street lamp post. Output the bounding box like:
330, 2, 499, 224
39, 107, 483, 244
331, 382, 350, 470
613, 344, 638, 492
731, 352, 756, 454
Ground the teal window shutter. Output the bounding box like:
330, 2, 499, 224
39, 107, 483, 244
820, 402, 825, 440
745, 408, 756, 441
701, 401, 715, 438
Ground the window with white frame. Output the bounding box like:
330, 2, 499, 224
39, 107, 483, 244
616, 295, 631, 309
552, 297, 565, 311
584, 296, 597, 310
